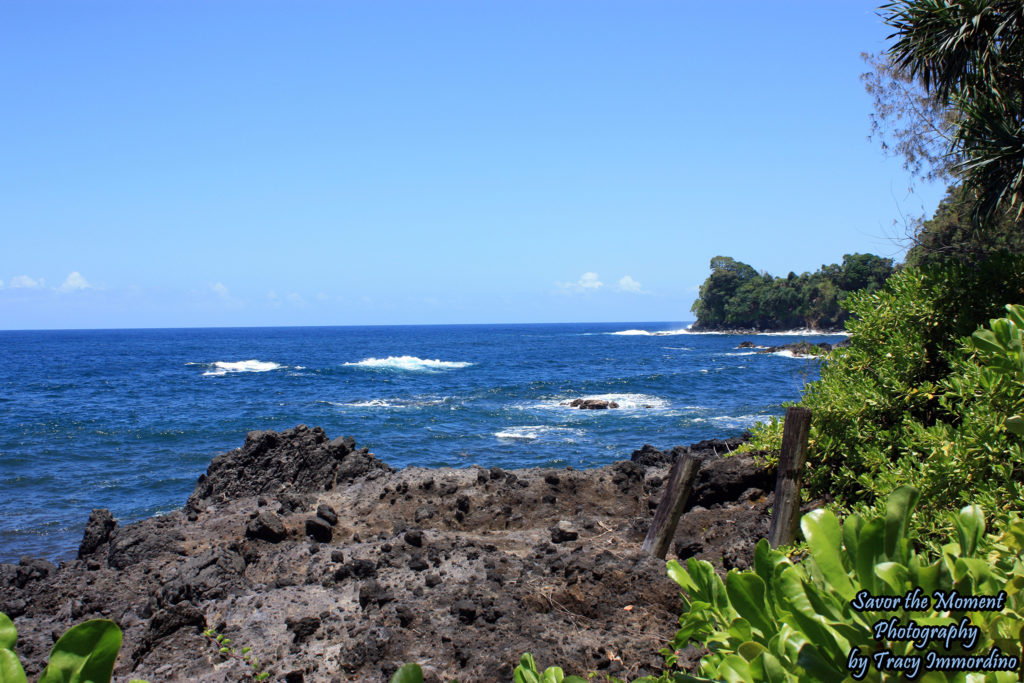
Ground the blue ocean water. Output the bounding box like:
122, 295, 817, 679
0, 322, 839, 562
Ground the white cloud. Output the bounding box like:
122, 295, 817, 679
557, 272, 604, 293
616, 275, 644, 293
286, 292, 307, 307
211, 282, 231, 299
10, 275, 43, 289
59, 271, 91, 293
0, 280, 4, 289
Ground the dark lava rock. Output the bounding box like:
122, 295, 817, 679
350, 559, 377, 579
316, 504, 338, 526
737, 341, 758, 348
159, 547, 248, 605
455, 495, 470, 513
404, 529, 424, 547
141, 602, 206, 653
692, 454, 774, 508
489, 467, 505, 480
107, 519, 185, 569
414, 505, 437, 523
305, 517, 333, 543
285, 615, 321, 643
564, 398, 619, 410
549, 521, 579, 544
451, 600, 477, 624
78, 509, 117, 559
358, 580, 394, 609
246, 511, 287, 543
630, 444, 668, 467
186, 425, 392, 512
408, 555, 429, 572
424, 573, 442, 588
14, 557, 56, 588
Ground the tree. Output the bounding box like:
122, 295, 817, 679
904, 183, 1024, 267
861, 51, 958, 183
883, 0, 1024, 222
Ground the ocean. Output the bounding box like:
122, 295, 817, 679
0, 322, 841, 563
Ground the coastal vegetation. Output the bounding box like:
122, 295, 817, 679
519, 0, 1024, 679
689, 253, 893, 331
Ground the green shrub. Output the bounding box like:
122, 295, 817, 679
663, 487, 1024, 682
749, 257, 1024, 531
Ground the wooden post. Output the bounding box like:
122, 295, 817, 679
768, 406, 812, 548
643, 453, 701, 559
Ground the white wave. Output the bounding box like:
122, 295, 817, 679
772, 350, 823, 359
710, 414, 774, 429
342, 397, 448, 408
200, 360, 283, 377
609, 328, 691, 336
723, 351, 760, 356
495, 426, 583, 441
755, 329, 850, 337
662, 346, 693, 351
342, 355, 472, 371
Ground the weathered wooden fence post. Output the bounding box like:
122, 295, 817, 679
642, 452, 701, 559
768, 406, 812, 548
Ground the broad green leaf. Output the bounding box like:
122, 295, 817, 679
725, 572, 774, 638
1006, 416, 1024, 436
884, 486, 919, 561
955, 505, 985, 557
39, 620, 122, 683
972, 329, 1007, 355
795, 642, 845, 681
667, 559, 696, 592
0, 649, 27, 683
0, 614, 16, 652
389, 663, 424, 683
539, 667, 564, 683
801, 509, 856, 601
841, 514, 864, 568
875, 561, 910, 595
854, 519, 885, 596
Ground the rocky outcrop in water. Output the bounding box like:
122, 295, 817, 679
1, 426, 777, 682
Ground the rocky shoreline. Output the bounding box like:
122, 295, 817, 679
1, 426, 779, 682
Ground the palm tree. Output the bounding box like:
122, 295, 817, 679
883, 0, 1024, 223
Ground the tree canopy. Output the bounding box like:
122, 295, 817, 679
882, 0, 1024, 223
690, 254, 894, 331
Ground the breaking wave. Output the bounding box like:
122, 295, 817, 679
342, 356, 473, 371
193, 360, 283, 377
494, 426, 583, 441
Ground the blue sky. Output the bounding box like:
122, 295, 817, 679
0, 2, 946, 329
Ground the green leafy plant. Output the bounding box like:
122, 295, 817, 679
389, 662, 424, 683
202, 627, 269, 681
513, 653, 589, 683
749, 256, 1024, 535
0, 612, 143, 683
663, 487, 1024, 682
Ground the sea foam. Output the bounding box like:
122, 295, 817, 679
342, 356, 472, 371
199, 360, 283, 377
494, 426, 582, 441
609, 328, 691, 336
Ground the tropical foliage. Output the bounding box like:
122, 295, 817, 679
663, 488, 1024, 682
883, 0, 1024, 223
690, 254, 893, 331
